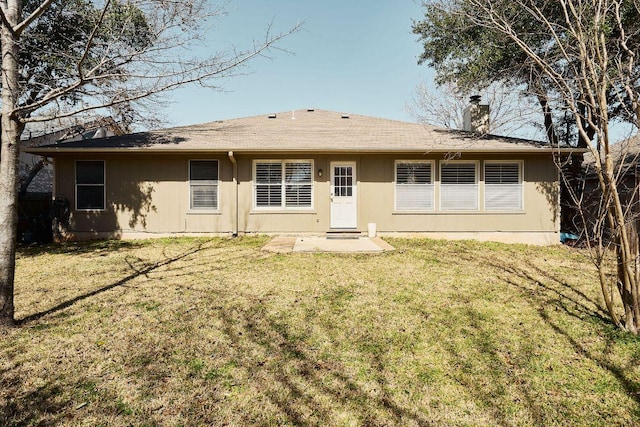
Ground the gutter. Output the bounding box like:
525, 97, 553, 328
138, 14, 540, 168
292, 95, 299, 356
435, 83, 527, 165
23, 147, 585, 155
228, 151, 239, 237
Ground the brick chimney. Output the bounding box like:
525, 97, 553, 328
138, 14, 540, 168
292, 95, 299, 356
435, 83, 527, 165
463, 95, 490, 134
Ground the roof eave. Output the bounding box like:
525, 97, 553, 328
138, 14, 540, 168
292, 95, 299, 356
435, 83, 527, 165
25, 146, 582, 155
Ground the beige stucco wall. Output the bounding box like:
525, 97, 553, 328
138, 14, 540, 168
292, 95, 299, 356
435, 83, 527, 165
52, 151, 560, 244
358, 154, 558, 233
54, 153, 235, 239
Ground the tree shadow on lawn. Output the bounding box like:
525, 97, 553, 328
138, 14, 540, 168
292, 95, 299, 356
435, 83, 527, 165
0, 367, 146, 426
16, 239, 213, 326
467, 252, 640, 410
9, 253, 436, 425
10, 238, 640, 425
436, 303, 552, 425
0, 377, 66, 427
3, 239, 239, 425
215, 294, 433, 426
18, 239, 148, 257
211, 279, 604, 426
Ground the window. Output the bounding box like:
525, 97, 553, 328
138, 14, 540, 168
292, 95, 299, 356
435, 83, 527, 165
76, 160, 105, 210
395, 161, 434, 211
333, 166, 353, 197
190, 160, 219, 210
254, 160, 313, 209
285, 162, 313, 207
255, 162, 283, 207
485, 162, 523, 211
440, 162, 478, 210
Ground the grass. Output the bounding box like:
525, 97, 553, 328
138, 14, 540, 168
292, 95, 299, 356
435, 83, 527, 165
1, 236, 639, 426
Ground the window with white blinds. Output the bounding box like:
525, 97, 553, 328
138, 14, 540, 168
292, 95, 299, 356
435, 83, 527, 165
255, 162, 282, 207
189, 160, 218, 210
395, 161, 434, 210
285, 162, 312, 207
255, 160, 313, 209
485, 162, 523, 211
440, 162, 478, 210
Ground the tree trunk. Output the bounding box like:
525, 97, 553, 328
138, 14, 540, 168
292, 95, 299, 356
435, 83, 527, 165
606, 164, 640, 333
535, 92, 559, 147
18, 159, 45, 198
0, 0, 24, 327
616, 221, 640, 333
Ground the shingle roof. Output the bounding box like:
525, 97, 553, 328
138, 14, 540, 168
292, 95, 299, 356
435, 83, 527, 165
583, 133, 640, 171
25, 109, 575, 154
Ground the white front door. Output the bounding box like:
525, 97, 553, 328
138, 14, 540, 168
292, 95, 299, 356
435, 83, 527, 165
330, 162, 357, 229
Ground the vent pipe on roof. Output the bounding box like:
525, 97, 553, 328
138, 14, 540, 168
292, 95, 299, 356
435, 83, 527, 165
463, 95, 489, 134
92, 128, 107, 139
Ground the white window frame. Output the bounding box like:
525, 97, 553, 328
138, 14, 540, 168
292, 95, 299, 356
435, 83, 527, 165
484, 161, 524, 211
189, 159, 219, 211
75, 160, 106, 211
253, 160, 314, 210
439, 161, 479, 211
394, 160, 435, 211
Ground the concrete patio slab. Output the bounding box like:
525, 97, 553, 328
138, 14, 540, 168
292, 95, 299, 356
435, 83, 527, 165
262, 236, 394, 253
261, 236, 297, 253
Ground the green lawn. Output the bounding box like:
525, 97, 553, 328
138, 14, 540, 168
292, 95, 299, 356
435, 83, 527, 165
1, 236, 639, 426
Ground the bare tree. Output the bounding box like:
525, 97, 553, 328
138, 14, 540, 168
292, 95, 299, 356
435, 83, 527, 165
0, 0, 300, 326
419, 0, 640, 333
408, 82, 543, 139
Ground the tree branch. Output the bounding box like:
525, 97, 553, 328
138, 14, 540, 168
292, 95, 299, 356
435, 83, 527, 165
18, 20, 302, 122
14, 0, 54, 36
76, 0, 111, 79
0, 1, 17, 38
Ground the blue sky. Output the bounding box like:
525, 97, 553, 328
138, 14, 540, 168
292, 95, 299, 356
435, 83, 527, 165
166, 1, 430, 127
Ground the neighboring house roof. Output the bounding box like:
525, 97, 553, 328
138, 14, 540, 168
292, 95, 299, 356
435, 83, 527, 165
19, 117, 126, 193
604, 134, 640, 164
583, 133, 640, 170
21, 116, 125, 148
25, 109, 578, 155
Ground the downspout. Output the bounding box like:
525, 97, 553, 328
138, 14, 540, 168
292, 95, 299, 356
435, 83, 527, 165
228, 151, 239, 237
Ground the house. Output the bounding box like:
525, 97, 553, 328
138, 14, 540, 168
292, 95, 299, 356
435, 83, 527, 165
569, 134, 640, 242
24, 108, 579, 245
17, 117, 125, 243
